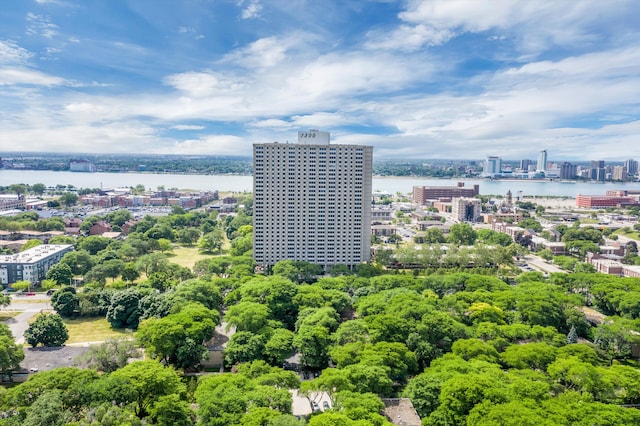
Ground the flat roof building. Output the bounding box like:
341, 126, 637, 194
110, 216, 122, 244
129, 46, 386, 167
253, 130, 373, 270
0, 244, 74, 286
412, 182, 479, 205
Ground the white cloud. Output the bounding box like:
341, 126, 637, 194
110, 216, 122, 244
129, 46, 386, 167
223, 36, 291, 69
370, 0, 637, 56
0, 40, 33, 65
156, 135, 251, 155
238, 0, 263, 20
26, 13, 59, 39
0, 67, 63, 86
163, 72, 237, 97
172, 125, 205, 130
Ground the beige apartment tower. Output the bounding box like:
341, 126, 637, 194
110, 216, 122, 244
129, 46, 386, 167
253, 130, 373, 271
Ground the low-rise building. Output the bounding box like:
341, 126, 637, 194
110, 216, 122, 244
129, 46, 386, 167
0, 244, 74, 285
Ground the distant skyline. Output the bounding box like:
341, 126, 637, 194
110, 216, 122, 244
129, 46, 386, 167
1, 1, 639, 160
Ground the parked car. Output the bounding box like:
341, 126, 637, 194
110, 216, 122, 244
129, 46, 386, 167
323, 401, 330, 411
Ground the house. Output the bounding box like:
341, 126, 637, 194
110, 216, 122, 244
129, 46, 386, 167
89, 221, 112, 235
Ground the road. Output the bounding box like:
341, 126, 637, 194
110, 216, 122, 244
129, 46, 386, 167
523, 254, 566, 274
3, 295, 51, 344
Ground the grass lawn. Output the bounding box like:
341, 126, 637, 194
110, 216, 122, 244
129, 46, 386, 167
0, 311, 21, 321
167, 246, 213, 269
613, 229, 640, 240
63, 317, 131, 344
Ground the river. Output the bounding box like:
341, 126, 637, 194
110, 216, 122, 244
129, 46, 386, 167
2, 169, 640, 197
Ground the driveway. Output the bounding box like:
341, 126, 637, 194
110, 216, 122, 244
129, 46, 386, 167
3, 295, 51, 344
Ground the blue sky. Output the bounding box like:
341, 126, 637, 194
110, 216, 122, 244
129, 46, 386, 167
1, 0, 639, 161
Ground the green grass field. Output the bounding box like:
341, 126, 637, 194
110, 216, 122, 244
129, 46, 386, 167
167, 246, 213, 269
0, 311, 21, 321
613, 228, 640, 240
63, 317, 131, 344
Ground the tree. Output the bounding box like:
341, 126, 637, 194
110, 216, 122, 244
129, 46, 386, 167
60, 250, 95, 275
11, 279, 31, 292
224, 331, 268, 366
24, 313, 69, 347
106, 288, 148, 329
293, 325, 331, 369
76, 337, 141, 373
51, 286, 80, 318
122, 262, 140, 283
230, 233, 253, 257
21, 239, 43, 252
273, 260, 323, 283
46, 262, 73, 286
59, 192, 78, 207
448, 223, 477, 245
149, 393, 195, 426
424, 227, 446, 243
157, 238, 173, 253
178, 227, 200, 246
224, 301, 270, 333
198, 229, 224, 254
500, 342, 557, 370
137, 303, 219, 369
566, 326, 579, 344
0, 294, 11, 310
106, 360, 186, 418
79, 235, 111, 255
0, 324, 24, 378
21, 390, 75, 426
31, 183, 46, 195
264, 328, 295, 366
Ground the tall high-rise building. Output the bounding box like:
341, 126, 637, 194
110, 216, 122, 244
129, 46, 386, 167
519, 159, 532, 171
625, 159, 638, 176
590, 160, 606, 181
253, 130, 373, 270
560, 162, 577, 179
483, 156, 502, 177
536, 150, 548, 172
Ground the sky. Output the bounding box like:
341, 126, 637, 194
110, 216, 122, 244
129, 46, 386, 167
1, 0, 639, 161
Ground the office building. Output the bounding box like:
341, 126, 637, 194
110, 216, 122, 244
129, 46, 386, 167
575, 194, 637, 209
590, 160, 606, 181
69, 160, 96, 172
560, 162, 577, 180
520, 159, 532, 171
625, 159, 638, 176
482, 156, 502, 177
536, 150, 548, 173
0, 244, 74, 286
612, 166, 628, 181
253, 130, 373, 270
412, 182, 480, 204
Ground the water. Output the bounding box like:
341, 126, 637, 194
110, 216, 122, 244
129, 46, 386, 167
2, 169, 640, 197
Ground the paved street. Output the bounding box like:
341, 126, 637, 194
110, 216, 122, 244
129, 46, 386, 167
523, 254, 566, 274
3, 295, 51, 344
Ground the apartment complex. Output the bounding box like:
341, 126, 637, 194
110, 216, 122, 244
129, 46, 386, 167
412, 182, 480, 205
451, 197, 482, 222
253, 130, 373, 270
0, 244, 74, 286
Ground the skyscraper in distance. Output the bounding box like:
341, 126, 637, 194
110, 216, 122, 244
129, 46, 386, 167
253, 130, 373, 271
483, 156, 501, 177
536, 150, 548, 172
